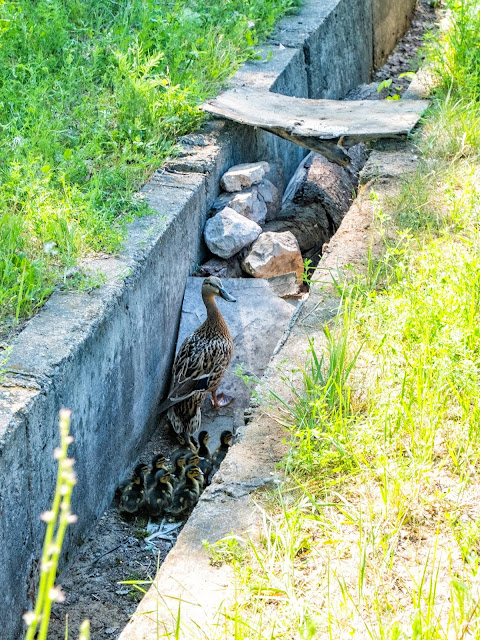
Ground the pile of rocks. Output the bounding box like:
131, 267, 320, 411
201, 161, 303, 297
198, 148, 368, 297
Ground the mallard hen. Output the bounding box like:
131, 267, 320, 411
160, 276, 236, 435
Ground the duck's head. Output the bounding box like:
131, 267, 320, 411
202, 276, 236, 303
154, 469, 171, 484
172, 450, 187, 470
151, 454, 167, 470
133, 463, 149, 484
198, 430, 209, 446
220, 430, 234, 446
185, 451, 200, 466
185, 465, 201, 481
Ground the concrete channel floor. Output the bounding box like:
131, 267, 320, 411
117, 145, 421, 640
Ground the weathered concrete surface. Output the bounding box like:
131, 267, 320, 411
0, 171, 208, 638
269, 0, 373, 100
373, 0, 417, 67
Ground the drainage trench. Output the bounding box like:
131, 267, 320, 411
42, 2, 436, 636
0, 1, 435, 638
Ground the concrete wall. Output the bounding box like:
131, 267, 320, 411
0, 0, 414, 637
373, 0, 417, 67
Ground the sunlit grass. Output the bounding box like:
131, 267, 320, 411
0, 0, 301, 333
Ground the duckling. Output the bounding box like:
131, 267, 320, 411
145, 469, 173, 518
211, 430, 233, 477
144, 453, 167, 491
165, 465, 201, 518
175, 432, 198, 456
197, 430, 213, 487
119, 463, 149, 515
159, 276, 236, 435
185, 450, 200, 468
170, 450, 188, 488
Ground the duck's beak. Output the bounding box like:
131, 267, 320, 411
218, 287, 236, 302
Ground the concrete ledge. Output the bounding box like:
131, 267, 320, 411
0, 0, 414, 637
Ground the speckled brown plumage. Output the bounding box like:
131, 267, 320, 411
160, 277, 235, 435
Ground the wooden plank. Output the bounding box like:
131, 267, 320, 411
202, 87, 429, 166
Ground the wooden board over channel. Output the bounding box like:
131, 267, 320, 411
202, 87, 429, 165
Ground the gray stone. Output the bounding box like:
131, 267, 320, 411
266, 272, 300, 297
204, 208, 262, 259
213, 188, 267, 225
220, 162, 269, 192
242, 231, 304, 282
257, 179, 282, 221
196, 256, 243, 279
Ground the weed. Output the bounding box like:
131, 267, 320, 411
23, 410, 90, 640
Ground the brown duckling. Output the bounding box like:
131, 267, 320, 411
165, 465, 201, 519
170, 450, 188, 488
119, 463, 149, 515
144, 453, 167, 491
197, 430, 213, 487
211, 430, 233, 477
145, 469, 173, 518
175, 432, 198, 454
159, 276, 236, 435
185, 450, 200, 467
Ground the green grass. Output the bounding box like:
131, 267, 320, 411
0, 0, 300, 335
170, 1, 480, 637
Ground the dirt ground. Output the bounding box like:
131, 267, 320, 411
47, 3, 436, 638
49, 423, 181, 639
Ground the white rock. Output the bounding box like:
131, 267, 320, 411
220, 162, 270, 192
204, 207, 261, 259
257, 178, 281, 221
213, 187, 267, 225
242, 231, 304, 282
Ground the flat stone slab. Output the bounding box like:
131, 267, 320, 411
202, 87, 429, 165
171, 277, 300, 442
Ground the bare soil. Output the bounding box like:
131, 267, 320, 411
48, 424, 181, 640
46, 4, 437, 638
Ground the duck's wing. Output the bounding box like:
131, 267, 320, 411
159, 336, 212, 412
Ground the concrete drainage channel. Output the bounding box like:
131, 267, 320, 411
0, 1, 420, 638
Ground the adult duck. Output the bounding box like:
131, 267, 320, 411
160, 276, 236, 435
